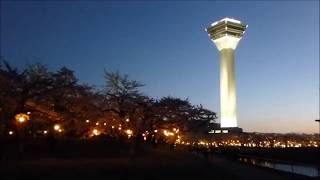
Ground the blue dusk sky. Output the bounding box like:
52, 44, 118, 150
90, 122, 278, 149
1, 1, 319, 133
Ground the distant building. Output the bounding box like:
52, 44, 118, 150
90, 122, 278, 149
208, 122, 243, 134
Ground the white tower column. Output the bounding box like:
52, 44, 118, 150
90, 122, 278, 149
220, 48, 237, 127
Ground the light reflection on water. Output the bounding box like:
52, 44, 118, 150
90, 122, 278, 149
239, 157, 319, 177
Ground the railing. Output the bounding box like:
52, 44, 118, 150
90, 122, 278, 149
238, 154, 320, 177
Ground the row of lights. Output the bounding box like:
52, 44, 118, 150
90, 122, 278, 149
85, 118, 130, 125
91, 128, 133, 138
90, 127, 179, 141
11, 113, 181, 142
12, 113, 316, 149
177, 140, 318, 148
9, 124, 62, 136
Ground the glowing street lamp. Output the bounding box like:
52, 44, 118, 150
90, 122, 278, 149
125, 129, 133, 138
15, 113, 30, 124
93, 129, 99, 136
142, 133, 147, 141
54, 124, 61, 131
163, 130, 168, 136
163, 130, 174, 137
126, 129, 133, 135
9, 131, 14, 135
173, 128, 179, 133
18, 117, 25, 123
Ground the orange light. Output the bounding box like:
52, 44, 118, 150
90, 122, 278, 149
125, 129, 133, 135
54, 124, 60, 131
93, 129, 99, 136
125, 129, 133, 138
19, 117, 25, 123
15, 113, 29, 124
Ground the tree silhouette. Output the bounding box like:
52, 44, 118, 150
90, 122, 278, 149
0, 61, 218, 140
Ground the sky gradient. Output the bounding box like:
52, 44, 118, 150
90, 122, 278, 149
1, 1, 319, 133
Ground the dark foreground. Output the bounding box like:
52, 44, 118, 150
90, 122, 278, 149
0, 138, 317, 180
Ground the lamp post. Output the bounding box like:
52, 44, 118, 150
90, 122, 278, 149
14, 113, 30, 154
15, 113, 30, 133
315, 119, 320, 137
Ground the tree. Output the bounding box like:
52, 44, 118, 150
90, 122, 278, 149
0, 61, 54, 135
154, 97, 217, 134
0, 59, 218, 140
103, 71, 145, 127
0, 60, 21, 134
48, 67, 100, 137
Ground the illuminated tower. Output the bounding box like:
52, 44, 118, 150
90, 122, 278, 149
206, 18, 247, 128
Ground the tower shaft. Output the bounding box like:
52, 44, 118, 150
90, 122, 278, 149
220, 48, 237, 127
